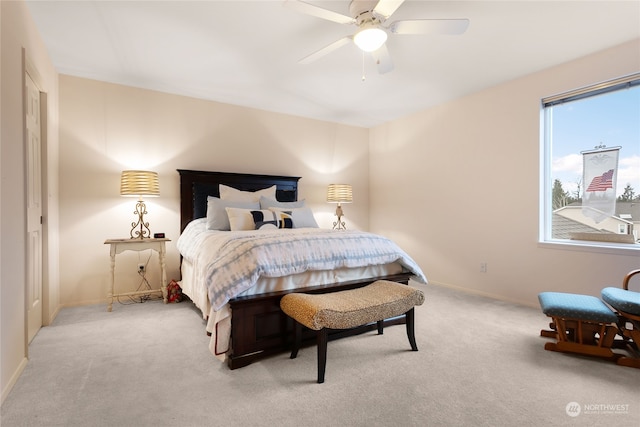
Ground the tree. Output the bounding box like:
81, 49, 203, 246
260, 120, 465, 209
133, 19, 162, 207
617, 184, 636, 202
571, 178, 582, 202
552, 179, 571, 210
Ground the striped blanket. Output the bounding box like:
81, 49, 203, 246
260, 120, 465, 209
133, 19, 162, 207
178, 221, 426, 311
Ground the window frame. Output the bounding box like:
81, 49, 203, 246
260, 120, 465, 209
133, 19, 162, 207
539, 73, 640, 255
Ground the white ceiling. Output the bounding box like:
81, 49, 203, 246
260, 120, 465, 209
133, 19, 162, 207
26, 0, 640, 128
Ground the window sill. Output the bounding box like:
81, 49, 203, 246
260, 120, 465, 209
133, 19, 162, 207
538, 239, 640, 256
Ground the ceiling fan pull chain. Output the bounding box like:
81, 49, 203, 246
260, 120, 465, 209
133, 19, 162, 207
361, 51, 366, 82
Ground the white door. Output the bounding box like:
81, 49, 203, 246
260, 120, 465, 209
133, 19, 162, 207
25, 72, 43, 343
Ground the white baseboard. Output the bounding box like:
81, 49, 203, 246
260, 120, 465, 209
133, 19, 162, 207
45, 304, 62, 326
427, 280, 539, 309
1, 356, 28, 405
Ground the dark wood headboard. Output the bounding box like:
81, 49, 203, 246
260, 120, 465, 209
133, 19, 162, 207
177, 170, 301, 233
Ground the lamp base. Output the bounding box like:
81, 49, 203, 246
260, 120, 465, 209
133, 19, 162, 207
332, 204, 347, 230
332, 217, 347, 230
130, 199, 152, 239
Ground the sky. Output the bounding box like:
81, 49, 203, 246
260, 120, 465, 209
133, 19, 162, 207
550, 83, 640, 199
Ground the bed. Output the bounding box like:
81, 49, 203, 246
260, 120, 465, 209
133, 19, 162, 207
177, 169, 426, 369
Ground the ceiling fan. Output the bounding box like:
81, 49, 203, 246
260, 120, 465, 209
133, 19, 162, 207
284, 0, 469, 74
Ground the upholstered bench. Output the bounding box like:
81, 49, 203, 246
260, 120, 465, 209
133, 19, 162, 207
538, 291, 619, 361
280, 280, 425, 383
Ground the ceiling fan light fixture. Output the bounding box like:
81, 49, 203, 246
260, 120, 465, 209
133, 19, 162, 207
353, 26, 387, 52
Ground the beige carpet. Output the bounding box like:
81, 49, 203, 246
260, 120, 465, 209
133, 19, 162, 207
2, 283, 639, 426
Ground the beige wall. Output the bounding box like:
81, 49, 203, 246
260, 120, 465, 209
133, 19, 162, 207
370, 39, 640, 307
58, 75, 370, 306
1, 0, 60, 404
3, 0, 638, 404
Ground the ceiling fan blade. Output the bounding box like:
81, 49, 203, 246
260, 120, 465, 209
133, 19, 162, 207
298, 36, 352, 64
284, 0, 355, 25
371, 43, 394, 74
389, 19, 470, 35
373, 0, 405, 19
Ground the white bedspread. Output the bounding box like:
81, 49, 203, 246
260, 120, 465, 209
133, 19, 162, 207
178, 220, 427, 311
177, 219, 427, 359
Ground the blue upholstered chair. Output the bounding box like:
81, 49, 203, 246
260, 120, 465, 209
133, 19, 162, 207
538, 269, 640, 368
601, 269, 640, 368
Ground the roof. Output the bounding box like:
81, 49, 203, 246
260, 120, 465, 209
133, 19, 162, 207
551, 213, 604, 240
616, 202, 640, 221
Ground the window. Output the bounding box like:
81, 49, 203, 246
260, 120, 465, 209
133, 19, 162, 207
541, 74, 640, 250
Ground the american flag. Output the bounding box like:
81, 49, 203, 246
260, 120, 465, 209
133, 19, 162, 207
586, 169, 614, 192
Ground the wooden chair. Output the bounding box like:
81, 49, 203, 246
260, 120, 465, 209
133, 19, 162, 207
601, 269, 640, 368
539, 269, 640, 368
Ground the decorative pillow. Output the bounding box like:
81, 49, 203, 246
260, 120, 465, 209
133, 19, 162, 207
271, 210, 294, 229
251, 210, 279, 230
269, 207, 319, 228
206, 197, 259, 231
226, 207, 279, 231
219, 184, 276, 202
259, 196, 306, 210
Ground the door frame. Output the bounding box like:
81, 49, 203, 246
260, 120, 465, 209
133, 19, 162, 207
23, 50, 50, 348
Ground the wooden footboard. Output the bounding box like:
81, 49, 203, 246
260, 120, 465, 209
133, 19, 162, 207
227, 272, 413, 369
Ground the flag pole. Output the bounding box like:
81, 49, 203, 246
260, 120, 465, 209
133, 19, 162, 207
580, 143, 622, 155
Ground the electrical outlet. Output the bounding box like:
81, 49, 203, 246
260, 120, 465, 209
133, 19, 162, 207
480, 262, 487, 273
138, 263, 145, 272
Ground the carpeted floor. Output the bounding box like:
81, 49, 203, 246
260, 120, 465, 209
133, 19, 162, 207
2, 283, 639, 426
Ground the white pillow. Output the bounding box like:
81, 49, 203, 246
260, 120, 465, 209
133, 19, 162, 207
269, 207, 319, 228
259, 196, 305, 210
219, 184, 276, 202
206, 197, 259, 231
226, 207, 279, 231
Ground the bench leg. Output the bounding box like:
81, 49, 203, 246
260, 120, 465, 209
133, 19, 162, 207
377, 320, 384, 335
290, 321, 301, 359
406, 308, 418, 351
317, 328, 328, 383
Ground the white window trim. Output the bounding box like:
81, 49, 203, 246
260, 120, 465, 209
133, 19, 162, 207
539, 73, 640, 254
538, 240, 639, 256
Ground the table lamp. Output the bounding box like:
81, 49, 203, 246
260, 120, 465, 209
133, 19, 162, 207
327, 184, 352, 230
120, 170, 159, 239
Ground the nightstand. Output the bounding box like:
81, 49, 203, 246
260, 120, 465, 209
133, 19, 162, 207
104, 238, 170, 311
